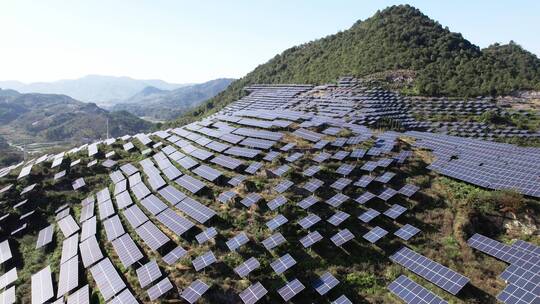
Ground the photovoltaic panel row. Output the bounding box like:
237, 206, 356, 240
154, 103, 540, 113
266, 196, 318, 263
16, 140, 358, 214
175, 197, 216, 223
239, 281, 267, 304
89, 258, 126, 301
388, 275, 448, 304
234, 257, 260, 277
390, 247, 469, 295
112, 233, 143, 268
135, 221, 170, 251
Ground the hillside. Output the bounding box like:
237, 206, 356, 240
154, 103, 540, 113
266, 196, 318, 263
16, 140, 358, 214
0, 89, 153, 163
0, 74, 189, 105
111, 78, 234, 120
172, 5, 540, 126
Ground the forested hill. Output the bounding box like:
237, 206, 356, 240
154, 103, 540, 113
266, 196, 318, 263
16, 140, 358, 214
172, 4, 540, 126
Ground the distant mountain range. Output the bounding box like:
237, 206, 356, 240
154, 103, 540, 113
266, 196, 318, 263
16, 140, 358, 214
0, 88, 153, 165
0, 75, 190, 106
111, 78, 235, 120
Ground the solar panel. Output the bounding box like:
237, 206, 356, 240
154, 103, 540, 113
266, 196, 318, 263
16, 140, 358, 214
292, 128, 322, 142
239, 282, 267, 304
359, 208, 380, 223
234, 257, 260, 277
225, 146, 260, 158
114, 191, 133, 209
158, 185, 187, 205
0, 286, 15, 304
262, 232, 286, 250
300, 231, 323, 248
67, 284, 89, 304
79, 236, 103, 268
122, 205, 149, 229
162, 246, 188, 265
36, 224, 54, 249
355, 191, 376, 204
388, 275, 448, 304
298, 213, 321, 229
112, 233, 143, 268
0, 240, 11, 265
156, 208, 195, 236
240, 193, 262, 207
267, 195, 287, 210
192, 250, 217, 271
196, 227, 218, 244
280, 143, 295, 151
135, 221, 170, 251
228, 174, 247, 186
60, 233, 79, 265
313, 139, 329, 149
286, 152, 303, 162
57, 255, 79, 297
141, 194, 168, 215
193, 164, 222, 182
226, 232, 249, 251
58, 215, 80, 238
263, 150, 280, 162
297, 196, 319, 209
384, 204, 407, 219
270, 253, 296, 274
181, 280, 209, 304
266, 214, 288, 230
89, 258, 126, 301
131, 182, 151, 200
244, 162, 263, 174
98, 199, 115, 220
394, 224, 421, 241
277, 279, 305, 301
327, 211, 350, 226
399, 184, 420, 197
147, 277, 173, 301
103, 215, 125, 241
511, 240, 540, 257
176, 156, 199, 170
176, 174, 206, 193
355, 175, 374, 187
330, 229, 355, 246
497, 283, 538, 304
211, 154, 244, 170
326, 193, 349, 208
270, 164, 290, 177
0, 267, 17, 290
375, 171, 396, 183
467, 233, 532, 265
80, 201, 95, 223
331, 178, 352, 191
175, 197, 216, 223
336, 164, 355, 176
303, 165, 321, 177
218, 190, 237, 203
31, 265, 54, 304
108, 288, 138, 304
274, 180, 294, 193
379, 188, 398, 201
363, 226, 388, 243
313, 152, 331, 163
390, 247, 469, 295
313, 272, 339, 295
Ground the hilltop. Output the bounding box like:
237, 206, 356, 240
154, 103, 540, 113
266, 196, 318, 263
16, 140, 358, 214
172, 5, 540, 126
111, 78, 234, 120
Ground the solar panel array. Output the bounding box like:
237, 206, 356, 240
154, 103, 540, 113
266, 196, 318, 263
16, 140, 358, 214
1, 77, 538, 304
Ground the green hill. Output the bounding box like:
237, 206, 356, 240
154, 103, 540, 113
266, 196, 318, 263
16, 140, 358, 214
0, 89, 153, 165
172, 5, 540, 126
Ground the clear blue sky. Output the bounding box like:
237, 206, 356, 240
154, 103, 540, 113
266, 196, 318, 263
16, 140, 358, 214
0, 0, 538, 84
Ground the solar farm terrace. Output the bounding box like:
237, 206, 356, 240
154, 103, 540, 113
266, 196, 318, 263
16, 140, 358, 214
0, 77, 538, 303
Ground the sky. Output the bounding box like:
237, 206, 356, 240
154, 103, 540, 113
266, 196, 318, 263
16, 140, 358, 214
0, 0, 538, 84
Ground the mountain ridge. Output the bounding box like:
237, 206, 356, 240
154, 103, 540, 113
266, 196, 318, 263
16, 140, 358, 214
171, 4, 540, 126
0, 74, 191, 105
111, 78, 235, 120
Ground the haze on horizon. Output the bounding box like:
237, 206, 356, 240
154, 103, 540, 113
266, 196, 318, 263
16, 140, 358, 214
1, 0, 538, 84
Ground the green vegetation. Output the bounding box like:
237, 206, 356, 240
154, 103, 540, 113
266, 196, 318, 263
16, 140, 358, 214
171, 5, 540, 127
